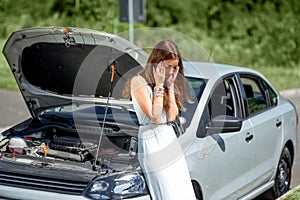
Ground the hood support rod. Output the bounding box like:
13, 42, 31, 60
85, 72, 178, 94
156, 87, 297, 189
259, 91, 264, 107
93, 62, 116, 173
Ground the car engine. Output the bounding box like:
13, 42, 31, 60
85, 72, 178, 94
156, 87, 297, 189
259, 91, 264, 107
0, 124, 139, 173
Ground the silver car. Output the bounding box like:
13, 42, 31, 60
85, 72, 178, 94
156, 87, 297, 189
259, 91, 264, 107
0, 28, 298, 200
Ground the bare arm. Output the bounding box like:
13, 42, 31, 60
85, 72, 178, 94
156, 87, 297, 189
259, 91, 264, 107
131, 63, 165, 123
166, 88, 179, 122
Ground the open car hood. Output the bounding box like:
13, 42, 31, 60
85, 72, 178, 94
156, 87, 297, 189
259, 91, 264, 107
2, 27, 147, 117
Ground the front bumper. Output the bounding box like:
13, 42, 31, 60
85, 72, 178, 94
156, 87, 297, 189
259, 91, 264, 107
0, 185, 151, 200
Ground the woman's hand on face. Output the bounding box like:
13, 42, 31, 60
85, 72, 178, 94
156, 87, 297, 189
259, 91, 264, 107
166, 66, 179, 88
153, 61, 165, 86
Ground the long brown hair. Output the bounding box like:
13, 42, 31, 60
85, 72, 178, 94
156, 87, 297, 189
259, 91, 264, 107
123, 40, 191, 111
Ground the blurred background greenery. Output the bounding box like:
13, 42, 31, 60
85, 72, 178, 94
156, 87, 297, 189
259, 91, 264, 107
0, 0, 299, 91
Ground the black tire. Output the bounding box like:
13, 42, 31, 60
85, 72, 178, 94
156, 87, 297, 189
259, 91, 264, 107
263, 147, 292, 199
192, 181, 203, 200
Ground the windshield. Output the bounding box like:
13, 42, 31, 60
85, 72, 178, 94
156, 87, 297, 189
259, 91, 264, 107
181, 77, 207, 129
39, 77, 206, 130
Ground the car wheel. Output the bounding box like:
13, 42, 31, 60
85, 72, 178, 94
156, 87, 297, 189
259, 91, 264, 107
264, 147, 292, 199
192, 181, 203, 200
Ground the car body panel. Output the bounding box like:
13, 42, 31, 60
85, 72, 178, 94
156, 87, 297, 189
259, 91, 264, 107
249, 107, 283, 184
279, 98, 299, 168
187, 120, 255, 200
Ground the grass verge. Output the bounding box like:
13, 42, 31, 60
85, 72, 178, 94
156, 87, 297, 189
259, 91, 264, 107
279, 186, 300, 200
0, 39, 18, 91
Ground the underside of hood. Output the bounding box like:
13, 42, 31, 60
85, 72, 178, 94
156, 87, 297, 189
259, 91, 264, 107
2, 27, 147, 117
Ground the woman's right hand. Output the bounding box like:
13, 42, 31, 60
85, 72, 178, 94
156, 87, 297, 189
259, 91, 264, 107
153, 61, 165, 86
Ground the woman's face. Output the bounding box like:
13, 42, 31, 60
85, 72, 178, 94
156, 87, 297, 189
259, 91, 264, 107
163, 58, 179, 79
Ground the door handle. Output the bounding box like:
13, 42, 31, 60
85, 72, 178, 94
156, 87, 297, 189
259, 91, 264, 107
245, 133, 254, 143
276, 120, 282, 128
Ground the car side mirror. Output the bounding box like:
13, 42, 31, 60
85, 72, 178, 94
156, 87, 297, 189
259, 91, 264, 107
206, 115, 242, 134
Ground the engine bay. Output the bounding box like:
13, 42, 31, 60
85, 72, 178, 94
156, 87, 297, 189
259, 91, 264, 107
0, 123, 139, 174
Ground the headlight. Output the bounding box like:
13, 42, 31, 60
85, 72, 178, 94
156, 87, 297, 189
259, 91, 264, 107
84, 171, 148, 199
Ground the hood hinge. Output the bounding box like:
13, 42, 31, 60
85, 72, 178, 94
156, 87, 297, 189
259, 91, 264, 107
26, 98, 40, 116
63, 31, 76, 48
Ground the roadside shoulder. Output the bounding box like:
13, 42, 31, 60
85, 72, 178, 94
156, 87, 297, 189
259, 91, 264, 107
277, 185, 300, 200
280, 88, 300, 98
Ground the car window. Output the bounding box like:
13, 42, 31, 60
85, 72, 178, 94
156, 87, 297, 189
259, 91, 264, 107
197, 77, 240, 138
266, 84, 278, 106
208, 78, 240, 119
240, 77, 268, 115
181, 77, 207, 130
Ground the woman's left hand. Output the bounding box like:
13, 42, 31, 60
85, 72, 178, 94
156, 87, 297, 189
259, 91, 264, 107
166, 66, 179, 89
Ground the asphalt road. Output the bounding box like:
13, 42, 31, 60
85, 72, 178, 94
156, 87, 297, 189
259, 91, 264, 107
0, 89, 299, 189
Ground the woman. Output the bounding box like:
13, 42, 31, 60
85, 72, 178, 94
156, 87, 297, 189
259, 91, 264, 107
124, 40, 196, 200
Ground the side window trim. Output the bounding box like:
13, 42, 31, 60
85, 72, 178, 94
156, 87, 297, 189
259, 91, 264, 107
261, 79, 278, 107
235, 73, 248, 118
232, 73, 245, 118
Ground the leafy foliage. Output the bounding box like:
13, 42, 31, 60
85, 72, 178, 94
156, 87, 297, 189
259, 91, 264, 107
0, 0, 299, 90
147, 0, 300, 69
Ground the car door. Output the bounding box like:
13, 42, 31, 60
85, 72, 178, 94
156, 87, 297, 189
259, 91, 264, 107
238, 74, 283, 191
191, 76, 256, 200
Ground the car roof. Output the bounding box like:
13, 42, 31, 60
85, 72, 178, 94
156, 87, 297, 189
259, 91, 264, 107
183, 61, 260, 80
